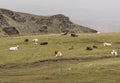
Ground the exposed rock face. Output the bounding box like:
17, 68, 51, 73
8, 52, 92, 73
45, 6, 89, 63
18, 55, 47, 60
0, 14, 9, 26
0, 8, 26, 23
38, 25, 48, 33
0, 8, 97, 35
51, 14, 73, 32
11, 14, 26, 23
51, 14, 72, 24
35, 18, 52, 26
2, 26, 19, 35
0, 8, 14, 17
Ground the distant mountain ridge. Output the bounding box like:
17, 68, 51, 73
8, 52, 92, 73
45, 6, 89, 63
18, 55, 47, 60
0, 8, 97, 35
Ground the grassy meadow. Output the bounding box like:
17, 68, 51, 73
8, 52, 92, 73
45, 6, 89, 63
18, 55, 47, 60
0, 33, 120, 83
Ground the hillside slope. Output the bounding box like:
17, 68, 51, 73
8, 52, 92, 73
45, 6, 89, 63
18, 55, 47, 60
0, 8, 97, 35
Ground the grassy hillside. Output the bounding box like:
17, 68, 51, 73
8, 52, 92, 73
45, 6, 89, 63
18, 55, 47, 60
0, 33, 120, 83
0, 8, 97, 36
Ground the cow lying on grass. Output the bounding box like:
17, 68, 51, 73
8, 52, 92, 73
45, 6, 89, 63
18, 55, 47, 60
55, 51, 62, 57
24, 38, 29, 42
40, 42, 48, 45
32, 39, 38, 43
86, 45, 98, 51
68, 46, 74, 50
9, 45, 19, 51
93, 45, 98, 48
86, 46, 93, 51
71, 33, 78, 37
111, 50, 118, 56
103, 42, 112, 46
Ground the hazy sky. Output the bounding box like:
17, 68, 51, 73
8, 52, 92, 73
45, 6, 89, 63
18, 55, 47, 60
0, 0, 120, 19
0, 0, 120, 32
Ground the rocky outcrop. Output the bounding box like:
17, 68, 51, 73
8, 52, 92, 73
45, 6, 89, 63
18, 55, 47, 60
0, 8, 14, 17
11, 14, 26, 23
0, 8, 97, 35
2, 26, 19, 35
0, 14, 9, 26
38, 25, 48, 33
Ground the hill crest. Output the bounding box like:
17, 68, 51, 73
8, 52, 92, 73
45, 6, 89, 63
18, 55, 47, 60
0, 8, 97, 35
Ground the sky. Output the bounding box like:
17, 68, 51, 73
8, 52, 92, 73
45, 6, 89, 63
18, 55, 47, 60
0, 0, 120, 32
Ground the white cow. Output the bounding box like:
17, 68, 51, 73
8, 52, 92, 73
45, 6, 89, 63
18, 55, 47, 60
103, 42, 112, 46
111, 50, 118, 56
32, 39, 38, 43
55, 51, 62, 57
9, 45, 19, 51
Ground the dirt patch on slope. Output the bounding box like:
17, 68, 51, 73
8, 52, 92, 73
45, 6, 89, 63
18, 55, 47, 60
0, 55, 119, 69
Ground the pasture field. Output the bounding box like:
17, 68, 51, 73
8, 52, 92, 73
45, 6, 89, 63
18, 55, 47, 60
0, 33, 120, 83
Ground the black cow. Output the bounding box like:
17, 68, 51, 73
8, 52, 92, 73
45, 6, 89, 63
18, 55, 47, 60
40, 42, 48, 45
24, 38, 29, 42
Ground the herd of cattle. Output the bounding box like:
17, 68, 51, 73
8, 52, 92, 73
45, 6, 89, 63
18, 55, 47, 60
8, 35, 118, 57
9, 38, 62, 57
86, 42, 118, 56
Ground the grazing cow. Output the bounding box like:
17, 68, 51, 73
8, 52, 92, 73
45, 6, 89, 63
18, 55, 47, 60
93, 45, 98, 48
111, 50, 118, 56
86, 46, 93, 51
9, 45, 19, 51
40, 42, 48, 45
103, 42, 112, 46
32, 39, 38, 43
24, 38, 29, 42
71, 33, 78, 37
55, 51, 62, 57
68, 46, 74, 50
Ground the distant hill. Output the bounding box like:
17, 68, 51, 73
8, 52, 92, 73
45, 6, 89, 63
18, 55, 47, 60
0, 8, 97, 35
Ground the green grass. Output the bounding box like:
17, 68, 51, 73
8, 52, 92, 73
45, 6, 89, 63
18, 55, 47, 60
0, 33, 120, 83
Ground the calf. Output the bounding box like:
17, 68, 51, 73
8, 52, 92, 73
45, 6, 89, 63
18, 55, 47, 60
93, 45, 98, 48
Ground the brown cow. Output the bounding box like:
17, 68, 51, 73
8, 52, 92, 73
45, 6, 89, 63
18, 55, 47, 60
86, 46, 93, 51
71, 33, 78, 37
68, 46, 74, 50
92, 45, 98, 48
